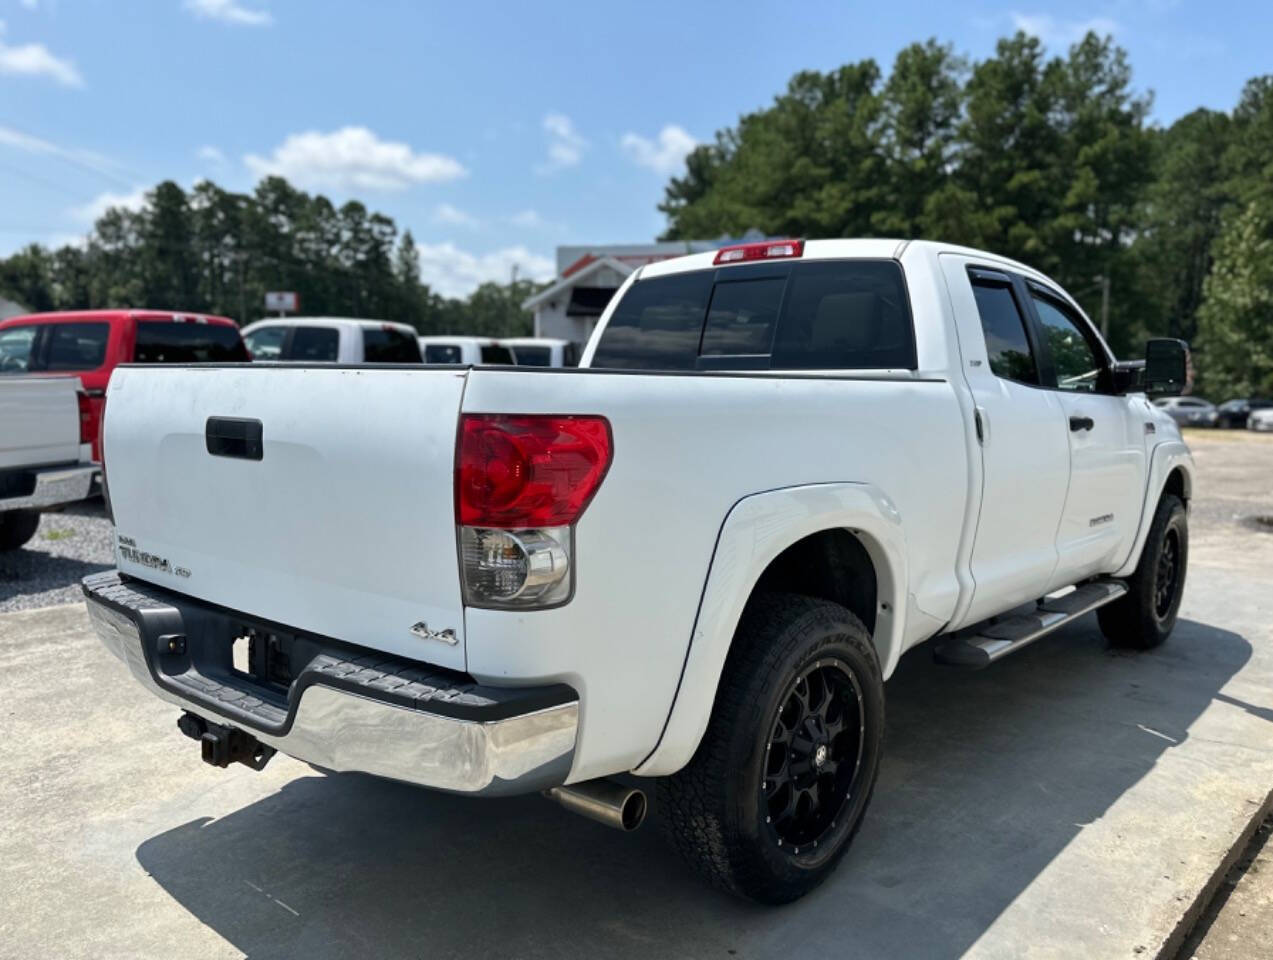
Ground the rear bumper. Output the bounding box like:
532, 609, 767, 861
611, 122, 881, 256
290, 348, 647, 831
0, 462, 97, 512
82, 570, 578, 796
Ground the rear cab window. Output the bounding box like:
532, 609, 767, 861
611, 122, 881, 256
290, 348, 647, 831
288, 327, 340, 361
244, 326, 288, 360
512, 346, 553, 366
480, 344, 515, 364
425, 344, 462, 363
362, 326, 421, 363
134, 321, 248, 363
590, 259, 915, 372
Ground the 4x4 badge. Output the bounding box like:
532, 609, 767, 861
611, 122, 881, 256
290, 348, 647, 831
409, 622, 457, 645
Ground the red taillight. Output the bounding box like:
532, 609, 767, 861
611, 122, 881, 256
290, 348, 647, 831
456, 414, 612, 528
77, 390, 98, 449
713, 239, 804, 265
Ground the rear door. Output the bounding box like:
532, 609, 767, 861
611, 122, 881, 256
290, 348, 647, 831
1022, 283, 1147, 584
940, 256, 1071, 626
104, 365, 470, 668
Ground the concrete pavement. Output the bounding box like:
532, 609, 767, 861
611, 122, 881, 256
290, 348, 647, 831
1, 433, 1272, 959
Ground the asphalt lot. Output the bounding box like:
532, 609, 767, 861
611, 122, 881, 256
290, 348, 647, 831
1, 430, 1271, 959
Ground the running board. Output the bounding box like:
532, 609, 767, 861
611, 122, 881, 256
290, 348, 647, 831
933, 580, 1128, 669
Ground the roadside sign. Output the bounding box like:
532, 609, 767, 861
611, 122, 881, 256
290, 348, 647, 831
264, 291, 299, 314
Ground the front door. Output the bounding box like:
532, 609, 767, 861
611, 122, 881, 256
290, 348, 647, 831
1022, 285, 1147, 587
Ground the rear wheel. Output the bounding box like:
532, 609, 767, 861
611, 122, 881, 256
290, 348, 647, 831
0, 509, 40, 551
1098, 494, 1187, 649
658, 593, 884, 903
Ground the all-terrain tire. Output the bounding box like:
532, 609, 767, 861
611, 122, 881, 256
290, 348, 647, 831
1098, 494, 1187, 649
0, 509, 40, 551
657, 592, 884, 904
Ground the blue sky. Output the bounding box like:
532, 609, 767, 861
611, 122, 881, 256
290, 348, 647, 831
1, 0, 1269, 296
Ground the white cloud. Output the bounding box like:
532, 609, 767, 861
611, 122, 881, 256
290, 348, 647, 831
19, 1, 40, 9
620, 125, 697, 176
509, 209, 544, 228
244, 126, 466, 191
1009, 12, 1118, 48
184, 0, 273, 27
70, 186, 149, 223
0, 124, 116, 172
537, 113, 586, 173
416, 242, 554, 299
433, 203, 479, 227
0, 21, 83, 87
196, 144, 226, 164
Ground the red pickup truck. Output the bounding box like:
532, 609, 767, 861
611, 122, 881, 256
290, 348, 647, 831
0, 310, 248, 461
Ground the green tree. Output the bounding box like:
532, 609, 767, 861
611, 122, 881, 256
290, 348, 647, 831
1194, 201, 1273, 398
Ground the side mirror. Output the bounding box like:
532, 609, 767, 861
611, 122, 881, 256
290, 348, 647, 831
1143, 338, 1190, 397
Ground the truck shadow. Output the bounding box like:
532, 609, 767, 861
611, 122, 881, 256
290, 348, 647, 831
135, 616, 1249, 960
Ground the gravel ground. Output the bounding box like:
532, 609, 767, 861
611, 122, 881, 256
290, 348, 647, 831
0, 499, 114, 613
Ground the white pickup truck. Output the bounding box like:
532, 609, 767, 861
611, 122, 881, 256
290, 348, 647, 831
1, 377, 98, 550
85, 239, 1194, 903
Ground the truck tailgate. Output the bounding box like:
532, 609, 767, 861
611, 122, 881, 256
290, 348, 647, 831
104, 365, 469, 670
1, 377, 81, 469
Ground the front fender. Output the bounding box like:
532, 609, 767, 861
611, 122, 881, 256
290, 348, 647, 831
1112, 438, 1194, 578
633, 482, 907, 778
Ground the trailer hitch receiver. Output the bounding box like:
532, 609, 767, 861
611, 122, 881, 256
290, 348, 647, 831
177, 712, 276, 771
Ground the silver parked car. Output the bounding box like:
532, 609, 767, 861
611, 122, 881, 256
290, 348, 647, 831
1153, 396, 1218, 427
1249, 406, 1273, 432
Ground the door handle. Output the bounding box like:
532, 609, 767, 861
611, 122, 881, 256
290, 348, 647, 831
1069, 415, 1095, 432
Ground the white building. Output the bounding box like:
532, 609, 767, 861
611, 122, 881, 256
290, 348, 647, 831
523, 241, 730, 344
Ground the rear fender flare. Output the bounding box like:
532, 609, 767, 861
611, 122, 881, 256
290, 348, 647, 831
633, 482, 907, 778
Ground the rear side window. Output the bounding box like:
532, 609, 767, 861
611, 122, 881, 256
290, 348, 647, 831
288, 327, 339, 362
590, 260, 915, 371
480, 344, 515, 364
363, 327, 421, 363
425, 344, 462, 363
970, 280, 1037, 384
0, 325, 37, 373
134, 321, 248, 363
590, 271, 713, 370
45, 323, 109, 371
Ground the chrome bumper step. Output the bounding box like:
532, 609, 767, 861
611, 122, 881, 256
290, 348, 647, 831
933, 580, 1128, 668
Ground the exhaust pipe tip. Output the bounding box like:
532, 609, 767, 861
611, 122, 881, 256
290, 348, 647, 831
546, 779, 648, 832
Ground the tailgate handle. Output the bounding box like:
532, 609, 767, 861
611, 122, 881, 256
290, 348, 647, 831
206, 417, 263, 461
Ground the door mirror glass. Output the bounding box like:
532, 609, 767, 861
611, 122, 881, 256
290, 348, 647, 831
1144, 338, 1190, 397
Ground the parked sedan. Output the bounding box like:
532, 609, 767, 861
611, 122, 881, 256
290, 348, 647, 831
1249, 406, 1273, 432
1217, 397, 1273, 429
1153, 396, 1218, 427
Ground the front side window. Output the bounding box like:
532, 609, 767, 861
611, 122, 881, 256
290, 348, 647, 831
287, 327, 339, 362
244, 326, 288, 360
0, 325, 37, 373
1030, 294, 1101, 392
363, 327, 421, 363
134, 321, 248, 363
44, 322, 109, 371
970, 280, 1037, 384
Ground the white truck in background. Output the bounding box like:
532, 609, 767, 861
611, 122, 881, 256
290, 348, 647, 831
0, 377, 98, 550
86, 239, 1194, 903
